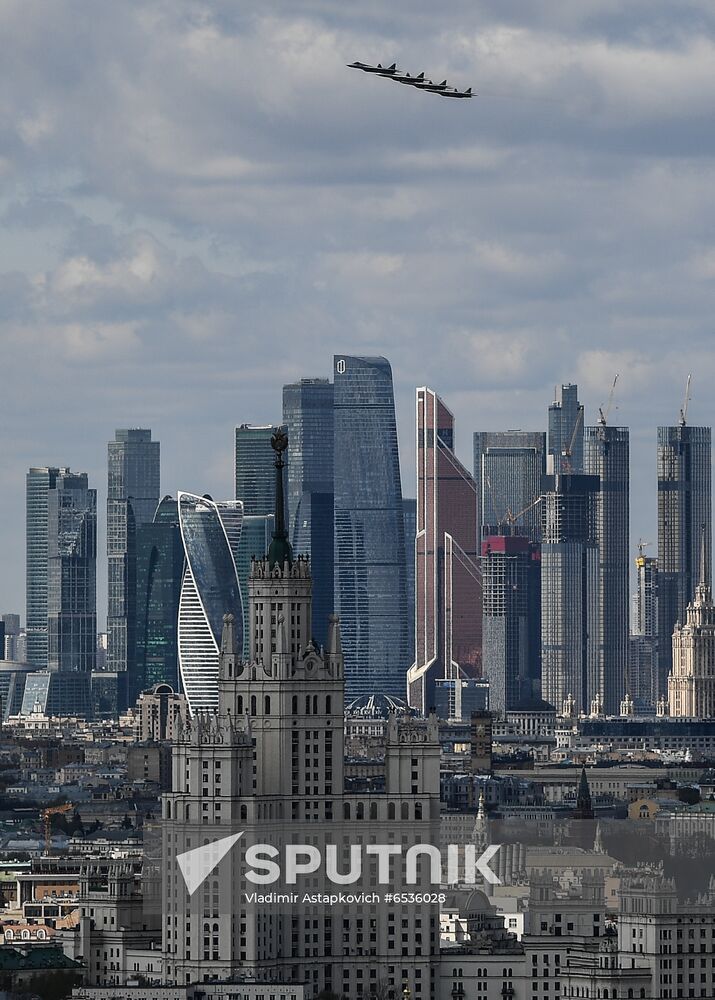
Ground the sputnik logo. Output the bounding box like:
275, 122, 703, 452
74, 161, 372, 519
177, 831, 244, 895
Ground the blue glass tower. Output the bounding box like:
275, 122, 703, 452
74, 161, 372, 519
333, 355, 409, 699
283, 377, 334, 648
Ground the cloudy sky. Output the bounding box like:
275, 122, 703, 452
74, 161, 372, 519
2, 0, 715, 620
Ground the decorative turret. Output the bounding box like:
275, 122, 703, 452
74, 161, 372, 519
573, 765, 594, 819
267, 428, 293, 570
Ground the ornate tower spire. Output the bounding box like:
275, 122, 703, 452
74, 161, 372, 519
267, 428, 293, 569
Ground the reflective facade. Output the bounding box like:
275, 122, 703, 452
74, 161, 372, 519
541, 474, 600, 715
629, 553, 658, 708
481, 535, 541, 714
107, 429, 160, 696
177, 493, 243, 714
283, 378, 334, 647
657, 424, 712, 696
135, 496, 185, 697
585, 425, 630, 715
402, 497, 417, 668
548, 384, 584, 474
26, 466, 68, 667
407, 388, 481, 719
473, 431, 545, 542
234, 424, 286, 516
333, 355, 410, 699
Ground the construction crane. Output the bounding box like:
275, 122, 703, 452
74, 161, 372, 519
598, 374, 619, 426
561, 406, 584, 473
499, 495, 543, 534
637, 538, 651, 558
41, 802, 73, 853
679, 373, 692, 426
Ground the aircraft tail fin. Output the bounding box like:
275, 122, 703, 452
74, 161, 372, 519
465, 88, 472, 95
416, 72, 424, 80
440, 80, 447, 86
388, 63, 396, 70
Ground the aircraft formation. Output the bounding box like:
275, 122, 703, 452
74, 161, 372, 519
348, 61, 473, 99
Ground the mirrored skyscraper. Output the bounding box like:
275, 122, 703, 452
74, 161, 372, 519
407, 388, 481, 720
283, 378, 334, 648
234, 424, 286, 516
177, 493, 243, 714
107, 429, 160, 700
135, 496, 185, 697
548, 383, 584, 475
26, 466, 69, 667
657, 423, 712, 696
333, 355, 409, 699
473, 431, 546, 541
541, 474, 600, 715
585, 424, 630, 715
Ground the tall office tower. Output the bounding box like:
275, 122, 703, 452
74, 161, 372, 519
26, 466, 69, 667
135, 497, 185, 696
20, 470, 100, 716
282, 378, 334, 648
177, 492, 243, 714
629, 549, 659, 707
657, 423, 712, 697
107, 429, 160, 701
548, 383, 584, 475
473, 431, 546, 541
669, 540, 715, 717
403, 497, 417, 666
1, 615, 21, 661
584, 424, 630, 715
541, 474, 600, 716
234, 424, 286, 515
47, 471, 97, 673
162, 437, 440, 993
407, 388, 482, 720
481, 534, 541, 715
235, 513, 274, 658
333, 355, 410, 699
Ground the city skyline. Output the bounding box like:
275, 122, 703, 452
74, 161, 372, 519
3, 4, 715, 622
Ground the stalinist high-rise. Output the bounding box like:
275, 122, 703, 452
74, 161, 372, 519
162, 430, 441, 997
669, 536, 715, 719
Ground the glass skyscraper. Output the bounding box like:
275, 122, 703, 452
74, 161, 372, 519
481, 535, 541, 714
26, 466, 69, 667
135, 496, 185, 697
234, 424, 286, 516
541, 473, 600, 716
333, 355, 410, 699
584, 424, 630, 715
47, 471, 97, 677
107, 429, 160, 700
407, 388, 481, 720
283, 378, 334, 647
548, 384, 584, 475
657, 423, 712, 696
177, 492, 243, 714
473, 431, 546, 542
402, 497, 417, 668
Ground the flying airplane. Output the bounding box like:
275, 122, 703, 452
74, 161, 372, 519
347, 61, 398, 75
412, 79, 449, 93
438, 86, 474, 99
390, 71, 426, 86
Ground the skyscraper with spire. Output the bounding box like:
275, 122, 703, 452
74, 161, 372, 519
657, 420, 711, 696
669, 530, 715, 718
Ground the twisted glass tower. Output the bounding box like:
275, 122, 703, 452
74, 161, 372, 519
177, 493, 243, 714
333, 355, 409, 699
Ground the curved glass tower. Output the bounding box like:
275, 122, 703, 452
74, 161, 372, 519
177, 492, 243, 714
333, 355, 409, 699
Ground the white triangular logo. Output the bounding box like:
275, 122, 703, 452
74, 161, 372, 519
176, 831, 244, 895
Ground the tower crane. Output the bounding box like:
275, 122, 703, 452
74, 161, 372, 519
598, 374, 619, 426
498, 495, 543, 534
679, 373, 692, 427
41, 802, 73, 854
561, 406, 584, 473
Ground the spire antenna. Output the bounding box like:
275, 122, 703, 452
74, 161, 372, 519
267, 429, 293, 568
